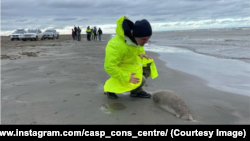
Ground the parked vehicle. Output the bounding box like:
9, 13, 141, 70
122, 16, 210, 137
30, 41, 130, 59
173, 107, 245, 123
10, 29, 26, 41
22, 29, 43, 41
42, 29, 59, 40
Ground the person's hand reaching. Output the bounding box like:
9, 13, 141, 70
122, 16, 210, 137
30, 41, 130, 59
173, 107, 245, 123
139, 54, 152, 59
130, 73, 140, 84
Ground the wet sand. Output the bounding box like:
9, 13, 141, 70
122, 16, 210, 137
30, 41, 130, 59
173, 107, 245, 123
1, 34, 250, 124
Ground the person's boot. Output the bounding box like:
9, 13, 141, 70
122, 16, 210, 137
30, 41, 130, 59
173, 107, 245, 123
105, 92, 118, 99
130, 91, 151, 98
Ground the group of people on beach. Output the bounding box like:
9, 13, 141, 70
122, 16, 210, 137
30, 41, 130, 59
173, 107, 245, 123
72, 26, 81, 41
86, 26, 103, 41
72, 26, 103, 41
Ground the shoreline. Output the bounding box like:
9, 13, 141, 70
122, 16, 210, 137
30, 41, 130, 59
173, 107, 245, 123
1, 35, 250, 124
146, 50, 250, 124
144, 43, 250, 97
166, 44, 250, 64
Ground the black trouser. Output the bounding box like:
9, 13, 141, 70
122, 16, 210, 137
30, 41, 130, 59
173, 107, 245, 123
130, 63, 151, 94
94, 34, 97, 40
78, 35, 81, 41
87, 33, 91, 41
75, 33, 78, 40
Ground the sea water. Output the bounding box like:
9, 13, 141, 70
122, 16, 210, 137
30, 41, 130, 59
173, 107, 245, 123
144, 27, 250, 97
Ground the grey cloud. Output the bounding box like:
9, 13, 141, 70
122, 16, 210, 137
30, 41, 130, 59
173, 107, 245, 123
1, 0, 250, 34
153, 18, 167, 21
234, 19, 250, 23
77, 18, 90, 22
187, 23, 195, 26
53, 18, 78, 21
219, 20, 232, 24
15, 19, 28, 22
175, 23, 182, 26
203, 21, 218, 25
161, 24, 170, 27
1, 23, 30, 31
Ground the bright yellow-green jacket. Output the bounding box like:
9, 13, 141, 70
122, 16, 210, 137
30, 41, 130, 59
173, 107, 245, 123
86, 28, 91, 33
103, 16, 158, 93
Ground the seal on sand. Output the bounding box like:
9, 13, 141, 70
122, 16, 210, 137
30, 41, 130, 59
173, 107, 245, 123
152, 90, 194, 121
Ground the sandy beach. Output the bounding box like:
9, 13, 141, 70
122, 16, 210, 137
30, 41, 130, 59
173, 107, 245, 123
1, 34, 250, 124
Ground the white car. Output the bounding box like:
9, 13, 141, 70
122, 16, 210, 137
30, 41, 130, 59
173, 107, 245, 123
10, 29, 26, 41
22, 29, 43, 41
42, 29, 59, 40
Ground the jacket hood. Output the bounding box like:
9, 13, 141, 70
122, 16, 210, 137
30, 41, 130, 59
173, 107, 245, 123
116, 16, 127, 38
116, 16, 137, 46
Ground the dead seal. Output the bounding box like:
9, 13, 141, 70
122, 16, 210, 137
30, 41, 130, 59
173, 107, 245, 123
152, 90, 194, 121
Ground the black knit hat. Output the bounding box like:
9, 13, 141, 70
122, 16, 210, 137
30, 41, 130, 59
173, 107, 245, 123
133, 19, 152, 37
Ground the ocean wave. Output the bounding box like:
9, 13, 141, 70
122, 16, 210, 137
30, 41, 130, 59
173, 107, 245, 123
150, 27, 250, 63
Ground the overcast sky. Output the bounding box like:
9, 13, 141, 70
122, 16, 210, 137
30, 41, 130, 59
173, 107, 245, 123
1, 0, 250, 35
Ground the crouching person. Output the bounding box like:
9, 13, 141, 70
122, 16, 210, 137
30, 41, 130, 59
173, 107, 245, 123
103, 16, 158, 99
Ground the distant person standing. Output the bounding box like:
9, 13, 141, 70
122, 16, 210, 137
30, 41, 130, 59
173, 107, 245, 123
72, 29, 75, 40
98, 28, 102, 41
91, 29, 94, 40
77, 26, 81, 41
74, 26, 78, 41
93, 27, 97, 40
86, 26, 91, 41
